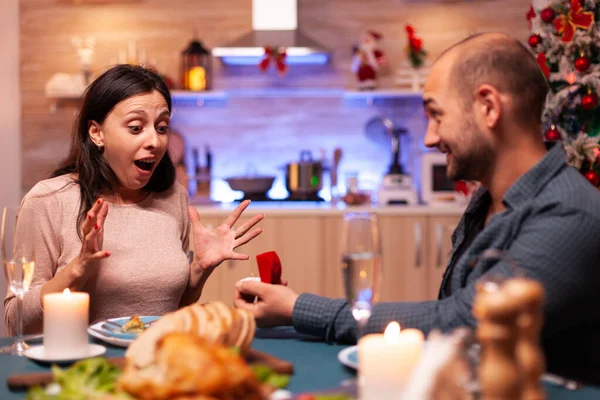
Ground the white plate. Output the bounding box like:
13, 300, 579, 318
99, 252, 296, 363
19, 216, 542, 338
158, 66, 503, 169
338, 345, 358, 370
88, 316, 159, 348
24, 344, 106, 364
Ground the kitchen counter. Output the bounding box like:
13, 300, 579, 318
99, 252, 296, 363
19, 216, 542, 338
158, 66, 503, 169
192, 200, 467, 217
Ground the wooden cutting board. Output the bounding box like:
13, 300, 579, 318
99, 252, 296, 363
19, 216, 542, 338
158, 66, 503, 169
7, 348, 294, 391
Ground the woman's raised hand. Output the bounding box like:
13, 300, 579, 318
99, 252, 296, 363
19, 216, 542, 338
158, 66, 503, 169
189, 200, 264, 271
77, 198, 111, 271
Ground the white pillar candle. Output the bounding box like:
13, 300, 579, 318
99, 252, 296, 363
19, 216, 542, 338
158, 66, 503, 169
358, 322, 425, 400
43, 289, 90, 359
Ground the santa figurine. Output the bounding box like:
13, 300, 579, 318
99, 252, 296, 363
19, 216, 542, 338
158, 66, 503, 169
351, 30, 387, 90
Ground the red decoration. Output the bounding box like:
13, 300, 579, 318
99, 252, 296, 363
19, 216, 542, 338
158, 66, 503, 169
405, 24, 427, 68
528, 34, 542, 48
541, 7, 556, 23
351, 31, 387, 89
574, 55, 590, 72
526, 5, 536, 29
258, 46, 288, 75
537, 52, 550, 78
545, 126, 562, 141
581, 91, 598, 110
554, 0, 595, 42
584, 170, 600, 186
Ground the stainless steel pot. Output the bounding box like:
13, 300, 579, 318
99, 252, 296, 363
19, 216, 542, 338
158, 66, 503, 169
285, 150, 323, 195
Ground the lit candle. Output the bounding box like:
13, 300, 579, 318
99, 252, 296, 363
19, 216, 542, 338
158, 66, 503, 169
358, 322, 425, 400
43, 289, 90, 359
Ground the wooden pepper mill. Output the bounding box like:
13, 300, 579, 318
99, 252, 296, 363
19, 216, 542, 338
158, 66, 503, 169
473, 277, 546, 400
504, 278, 546, 400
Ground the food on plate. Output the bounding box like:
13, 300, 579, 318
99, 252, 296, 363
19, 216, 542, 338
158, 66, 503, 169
125, 301, 255, 368
118, 333, 268, 400
121, 315, 145, 334
25, 348, 291, 400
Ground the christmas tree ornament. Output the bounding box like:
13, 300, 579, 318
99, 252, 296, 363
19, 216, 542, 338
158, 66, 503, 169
554, 0, 595, 42
581, 91, 598, 110
528, 34, 542, 48
526, 6, 536, 29
537, 52, 551, 78
574, 54, 590, 72
545, 126, 562, 141
541, 7, 556, 23
584, 170, 600, 186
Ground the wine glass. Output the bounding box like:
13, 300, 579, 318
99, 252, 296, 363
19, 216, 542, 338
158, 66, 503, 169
1, 206, 35, 355
340, 212, 382, 339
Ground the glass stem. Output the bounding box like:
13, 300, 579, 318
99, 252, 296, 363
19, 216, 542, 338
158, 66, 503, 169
15, 293, 25, 354
356, 316, 368, 341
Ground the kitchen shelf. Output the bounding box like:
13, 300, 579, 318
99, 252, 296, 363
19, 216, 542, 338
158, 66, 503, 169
45, 86, 424, 111
170, 88, 423, 106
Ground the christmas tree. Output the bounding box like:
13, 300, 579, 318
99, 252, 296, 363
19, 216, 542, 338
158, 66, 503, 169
527, 0, 600, 187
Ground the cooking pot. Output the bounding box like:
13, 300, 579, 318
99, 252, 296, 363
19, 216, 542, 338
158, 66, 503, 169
225, 176, 275, 195
285, 150, 323, 195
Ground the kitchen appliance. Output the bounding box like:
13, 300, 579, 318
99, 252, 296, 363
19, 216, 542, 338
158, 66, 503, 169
420, 152, 459, 205
211, 0, 331, 65
284, 150, 324, 200
365, 117, 418, 205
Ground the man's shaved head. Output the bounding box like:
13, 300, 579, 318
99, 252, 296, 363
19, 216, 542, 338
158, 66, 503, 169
437, 33, 549, 127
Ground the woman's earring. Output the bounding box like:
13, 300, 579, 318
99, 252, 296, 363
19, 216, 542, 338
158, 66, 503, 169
96, 144, 104, 153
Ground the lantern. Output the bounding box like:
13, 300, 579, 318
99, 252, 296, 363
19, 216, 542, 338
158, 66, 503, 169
181, 37, 212, 91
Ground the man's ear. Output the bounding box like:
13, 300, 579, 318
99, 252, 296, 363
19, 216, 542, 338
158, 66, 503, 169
88, 120, 104, 148
474, 84, 502, 129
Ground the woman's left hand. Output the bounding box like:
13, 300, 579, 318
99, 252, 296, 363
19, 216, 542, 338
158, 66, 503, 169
188, 200, 264, 271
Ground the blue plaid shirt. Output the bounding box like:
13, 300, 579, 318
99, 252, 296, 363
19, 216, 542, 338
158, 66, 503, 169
292, 144, 600, 382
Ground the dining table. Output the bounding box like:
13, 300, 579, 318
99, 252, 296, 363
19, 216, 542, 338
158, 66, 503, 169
0, 327, 598, 399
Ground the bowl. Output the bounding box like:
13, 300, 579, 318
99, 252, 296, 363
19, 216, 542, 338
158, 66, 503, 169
225, 176, 275, 194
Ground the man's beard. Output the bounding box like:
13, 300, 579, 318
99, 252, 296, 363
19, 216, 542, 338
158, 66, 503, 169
446, 120, 495, 182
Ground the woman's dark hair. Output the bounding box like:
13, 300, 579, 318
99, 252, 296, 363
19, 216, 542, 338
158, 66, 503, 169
52, 64, 176, 239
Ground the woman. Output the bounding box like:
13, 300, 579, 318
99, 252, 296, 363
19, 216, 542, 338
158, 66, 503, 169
4, 64, 263, 335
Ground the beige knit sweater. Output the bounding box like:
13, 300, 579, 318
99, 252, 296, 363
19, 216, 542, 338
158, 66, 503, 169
4, 174, 191, 335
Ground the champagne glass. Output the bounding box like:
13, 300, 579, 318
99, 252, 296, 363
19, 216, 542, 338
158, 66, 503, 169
340, 212, 382, 339
1, 206, 35, 355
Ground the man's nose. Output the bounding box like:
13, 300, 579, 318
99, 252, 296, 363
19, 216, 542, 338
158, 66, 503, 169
423, 123, 440, 148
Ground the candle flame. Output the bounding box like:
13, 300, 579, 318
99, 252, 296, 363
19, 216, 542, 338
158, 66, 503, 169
63, 288, 71, 297
384, 321, 401, 343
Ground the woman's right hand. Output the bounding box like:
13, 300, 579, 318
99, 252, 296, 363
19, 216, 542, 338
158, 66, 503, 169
75, 198, 111, 276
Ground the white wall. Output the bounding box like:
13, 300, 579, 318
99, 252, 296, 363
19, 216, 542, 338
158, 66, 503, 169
0, 0, 22, 337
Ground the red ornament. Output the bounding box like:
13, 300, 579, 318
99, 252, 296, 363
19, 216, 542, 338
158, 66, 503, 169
541, 7, 556, 23
537, 52, 550, 78
528, 34, 542, 48
526, 6, 536, 29
258, 46, 288, 75
581, 92, 598, 110
575, 55, 590, 72
584, 170, 600, 186
545, 126, 562, 141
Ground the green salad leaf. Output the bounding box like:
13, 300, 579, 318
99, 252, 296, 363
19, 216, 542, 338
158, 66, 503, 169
250, 364, 291, 389
26, 358, 133, 400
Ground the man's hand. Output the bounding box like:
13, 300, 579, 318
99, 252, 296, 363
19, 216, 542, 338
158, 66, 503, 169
234, 280, 299, 328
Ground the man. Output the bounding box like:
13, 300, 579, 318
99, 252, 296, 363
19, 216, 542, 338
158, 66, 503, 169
235, 33, 600, 382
